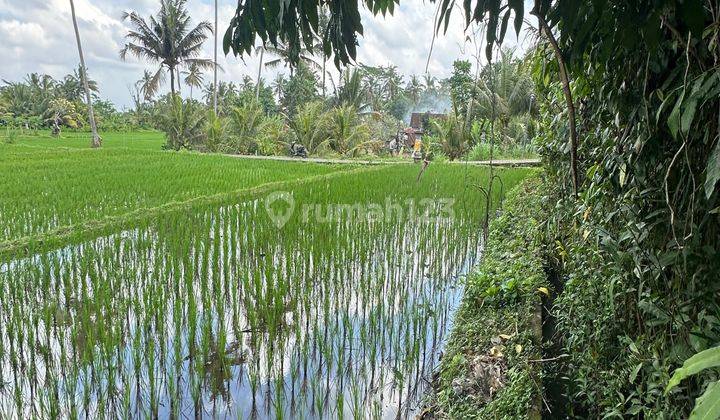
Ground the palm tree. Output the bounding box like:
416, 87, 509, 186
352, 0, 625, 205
382, 66, 403, 100
182, 63, 204, 99
326, 105, 371, 156
337, 69, 367, 111
58, 65, 98, 101
137, 69, 164, 101
24, 73, 56, 116
25, 73, 56, 97
405, 75, 422, 104
271, 74, 286, 100
422, 74, 438, 93
2, 81, 33, 117
69, 0, 101, 148
289, 101, 329, 154
263, 42, 323, 76
202, 81, 237, 115
313, 8, 332, 97
120, 0, 213, 96
255, 46, 265, 100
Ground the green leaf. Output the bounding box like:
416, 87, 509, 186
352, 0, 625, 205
680, 94, 699, 136
667, 90, 684, 139
666, 346, 720, 393
509, 0, 523, 35
499, 9, 511, 43
629, 363, 642, 383
705, 140, 720, 200
689, 381, 720, 420
680, 75, 706, 135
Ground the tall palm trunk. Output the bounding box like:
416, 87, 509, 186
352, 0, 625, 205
255, 47, 264, 100
322, 57, 326, 97
69, 0, 101, 148
169, 65, 176, 95
213, 0, 218, 115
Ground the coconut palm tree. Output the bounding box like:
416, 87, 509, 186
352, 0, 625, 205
137, 69, 164, 101
120, 0, 213, 96
263, 42, 323, 77
422, 74, 438, 93
255, 46, 265, 100
58, 65, 98, 101
2, 82, 34, 117
288, 101, 329, 154
69, 0, 101, 148
24, 73, 56, 116
405, 75, 423, 104
182, 63, 204, 100
325, 105, 371, 156
271, 74, 286, 100
337, 69, 367, 111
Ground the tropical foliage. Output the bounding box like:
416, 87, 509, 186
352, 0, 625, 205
0, 71, 123, 131
120, 0, 213, 95
527, 1, 720, 418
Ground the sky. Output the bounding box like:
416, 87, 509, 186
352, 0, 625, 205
0, 0, 533, 109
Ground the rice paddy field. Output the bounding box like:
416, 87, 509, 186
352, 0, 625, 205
3, 130, 165, 150
0, 138, 345, 246
0, 135, 533, 419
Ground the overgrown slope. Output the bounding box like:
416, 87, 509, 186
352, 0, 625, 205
425, 175, 546, 419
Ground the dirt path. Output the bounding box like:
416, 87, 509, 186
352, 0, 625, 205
225, 153, 541, 167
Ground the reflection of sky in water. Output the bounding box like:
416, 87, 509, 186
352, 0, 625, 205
0, 196, 483, 419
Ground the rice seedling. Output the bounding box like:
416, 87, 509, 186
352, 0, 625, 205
0, 161, 532, 418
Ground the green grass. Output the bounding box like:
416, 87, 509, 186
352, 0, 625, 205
1, 129, 165, 150
0, 134, 348, 243
467, 142, 538, 161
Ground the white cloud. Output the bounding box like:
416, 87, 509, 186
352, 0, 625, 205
0, 0, 532, 108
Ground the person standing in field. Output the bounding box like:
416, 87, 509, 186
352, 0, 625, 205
412, 136, 423, 162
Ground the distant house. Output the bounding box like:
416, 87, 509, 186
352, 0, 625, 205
409, 112, 446, 136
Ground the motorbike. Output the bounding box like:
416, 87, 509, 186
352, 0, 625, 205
289, 141, 308, 158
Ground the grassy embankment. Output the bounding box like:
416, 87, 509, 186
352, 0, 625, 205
425, 175, 547, 419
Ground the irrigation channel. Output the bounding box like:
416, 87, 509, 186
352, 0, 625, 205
0, 165, 526, 418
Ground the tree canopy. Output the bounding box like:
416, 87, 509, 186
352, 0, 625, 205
223, 0, 524, 67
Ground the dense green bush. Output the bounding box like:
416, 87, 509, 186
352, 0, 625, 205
156, 96, 206, 150
531, 1, 720, 417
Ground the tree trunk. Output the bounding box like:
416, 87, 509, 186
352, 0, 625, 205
176, 68, 182, 94
256, 48, 264, 101
170, 66, 176, 95
322, 58, 326, 97
69, 0, 101, 148
532, 8, 579, 197
213, 0, 218, 115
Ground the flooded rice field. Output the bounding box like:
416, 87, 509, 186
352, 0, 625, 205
0, 166, 519, 418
